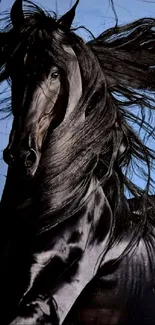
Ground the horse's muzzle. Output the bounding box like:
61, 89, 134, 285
3, 146, 39, 177
3, 148, 14, 166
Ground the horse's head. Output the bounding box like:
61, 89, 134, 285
3, 0, 82, 177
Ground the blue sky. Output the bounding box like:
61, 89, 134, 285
0, 0, 155, 198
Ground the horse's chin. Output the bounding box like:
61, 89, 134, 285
25, 165, 39, 179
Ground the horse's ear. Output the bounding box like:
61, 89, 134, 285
11, 0, 24, 27
58, 0, 79, 29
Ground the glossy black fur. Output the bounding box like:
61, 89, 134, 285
1, 1, 155, 324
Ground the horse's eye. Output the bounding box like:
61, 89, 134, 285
51, 71, 59, 80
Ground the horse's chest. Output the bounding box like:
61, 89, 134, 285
68, 233, 155, 325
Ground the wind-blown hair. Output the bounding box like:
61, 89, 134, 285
0, 1, 155, 246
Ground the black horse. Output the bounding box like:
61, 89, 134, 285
1, 0, 155, 324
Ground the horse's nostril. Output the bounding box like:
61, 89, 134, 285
3, 148, 14, 166
25, 149, 37, 167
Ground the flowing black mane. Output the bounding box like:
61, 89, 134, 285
2, 2, 155, 324
1, 0, 155, 246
